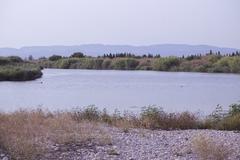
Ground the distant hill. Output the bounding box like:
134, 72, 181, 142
0, 44, 239, 58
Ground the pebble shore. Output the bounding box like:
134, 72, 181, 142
1, 126, 240, 160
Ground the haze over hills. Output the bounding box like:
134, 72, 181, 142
0, 44, 239, 58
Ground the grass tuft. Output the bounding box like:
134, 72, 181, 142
192, 134, 231, 160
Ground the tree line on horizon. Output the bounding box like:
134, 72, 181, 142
36, 50, 240, 73
33, 50, 240, 60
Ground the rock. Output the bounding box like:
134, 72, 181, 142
39, 126, 240, 160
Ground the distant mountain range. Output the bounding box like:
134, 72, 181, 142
0, 44, 239, 58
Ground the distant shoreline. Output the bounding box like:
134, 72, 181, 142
39, 52, 240, 74
0, 44, 239, 58
1, 52, 240, 81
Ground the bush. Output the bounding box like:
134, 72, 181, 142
212, 57, 232, 73
136, 59, 153, 70
140, 106, 166, 129
0, 65, 43, 81
125, 58, 139, 70
219, 114, 240, 130
8, 56, 23, 63
94, 58, 104, 69
80, 58, 95, 69
173, 112, 199, 129
49, 55, 62, 61
229, 104, 240, 116
230, 57, 240, 73
102, 59, 112, 69
71, 106, 101, 122
203, 104, 240, 130
0, 57, 10, 65
153, 57, 180, 71
0, 56, 23, 65
110, 58, 140, 70
0, 56, 43, 81
70, 52, 85, 58
140, 106, 199, 130
56, 59, 74, 69
111, 59, 126, 70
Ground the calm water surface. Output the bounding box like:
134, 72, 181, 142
0, 69, 240, 114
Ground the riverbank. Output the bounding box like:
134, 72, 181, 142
38, 53, 240, 73
0, 56, 42, 81
2, 126, 239, 160
0, 105, 239, 159
1, 53, 240, 81
40, 128, 240, 160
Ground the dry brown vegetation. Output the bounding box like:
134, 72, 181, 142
192, 134, 231, 160
0, 105, 239, 159
0, 109, 111, 160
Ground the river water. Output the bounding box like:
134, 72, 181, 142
0, 69, 239, 114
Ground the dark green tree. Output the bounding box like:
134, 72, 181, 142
49, 55, 62, 61
70, 52, 85, 58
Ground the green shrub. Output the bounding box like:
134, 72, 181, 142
229, 104, 240, 116
140, 106, 166, 129
153, 57, 180, 71
70, 52, 85, 58
81, 58, 95, 69
57, 59, 72, 69
203, 104, 240, 130
71, 106, 100, 122
94, 58, 104, 69
179, 61, 192, 72
212, 57, 232, 73
230, 57, 240, 73
136, 59, 153, 70
125, 58, 139, 70
111, 59, 126, 70
49, 55, 62, 61
211, 65, 230, 73
0, 57, 10, 65
0, 65, 42, 81
0, 56, 23, 65
102, 59, 112, 69
8, 56, 23, 63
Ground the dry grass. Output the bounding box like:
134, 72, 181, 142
0, 106, 238, 159
192, 134, 231, 160
0, 109, 111, 160
140, 107, 199, 130
69, 106, 240, 131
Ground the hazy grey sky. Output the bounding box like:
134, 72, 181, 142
1, 0, 240, 48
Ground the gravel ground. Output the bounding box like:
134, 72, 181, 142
1, 126, 240, 160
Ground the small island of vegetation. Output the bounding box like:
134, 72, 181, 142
0, 56, 43, 81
